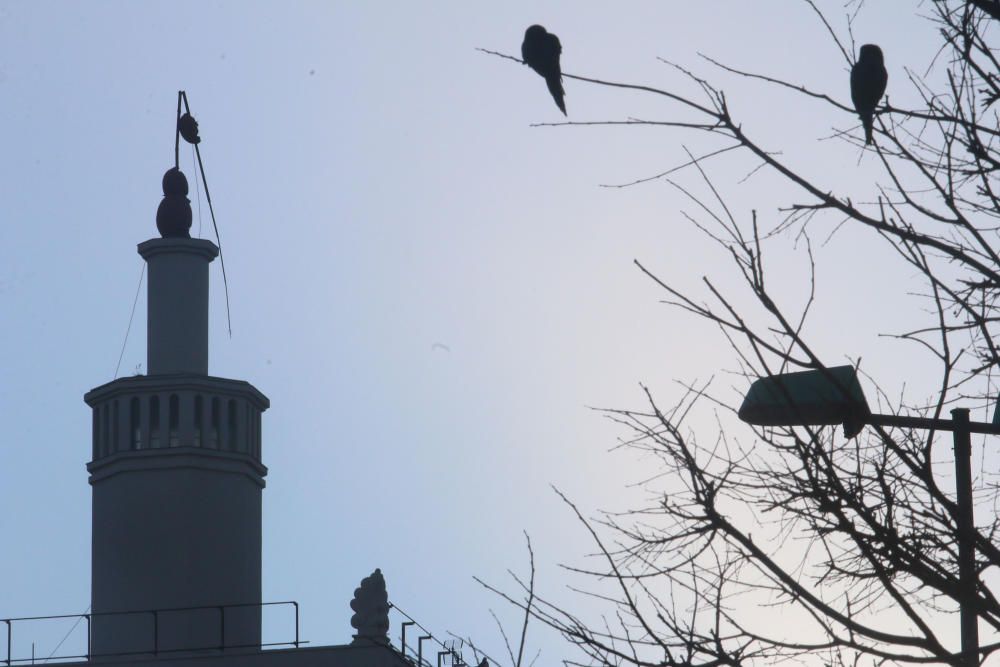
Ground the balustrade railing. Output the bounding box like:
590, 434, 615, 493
1, 600, 298, 665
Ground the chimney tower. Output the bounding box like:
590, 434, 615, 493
83, 166, 268, 657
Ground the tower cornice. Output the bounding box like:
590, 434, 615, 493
85, 374, 269, 409
87, 447, 267, 487
138, 237, 218, 261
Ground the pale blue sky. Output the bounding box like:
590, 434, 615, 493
0, 1, 962, 663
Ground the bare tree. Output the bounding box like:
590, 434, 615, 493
484, 1, 1000, 665
451, 533, 540, 667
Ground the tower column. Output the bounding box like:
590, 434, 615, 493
139, 238, 218, 375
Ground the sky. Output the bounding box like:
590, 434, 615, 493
0, 1, 973, 665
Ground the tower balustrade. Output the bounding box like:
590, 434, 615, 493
86, 375, 267, 462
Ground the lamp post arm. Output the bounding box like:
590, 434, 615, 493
866, 413, 1000, 436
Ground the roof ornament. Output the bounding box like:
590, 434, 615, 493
350, 568, 390, 645
155, 166, 192, 238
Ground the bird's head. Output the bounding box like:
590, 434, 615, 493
525, 24, 547, 39
859, 44, 884, 65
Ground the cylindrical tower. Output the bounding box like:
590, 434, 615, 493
84, 171, 268, 658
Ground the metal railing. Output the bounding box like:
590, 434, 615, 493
390, 601, 494, 667
1, 600, 299, 665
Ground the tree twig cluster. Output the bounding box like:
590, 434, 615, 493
483, 2, 1000, 665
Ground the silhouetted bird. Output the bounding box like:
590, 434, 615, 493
521, 25, 566, 115
178, 112, 201, 144
850, 44, 887, 146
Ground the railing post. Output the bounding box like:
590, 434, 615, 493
401, 621, 414, 659
5, 619, 10, 667
152, 610, 159, 656
418, 635, 432, 667
292, 602, 299, 649
85, 614, 91, 661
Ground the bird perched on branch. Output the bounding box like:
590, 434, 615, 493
850, 44, 887, 146
521, 24, 566, 115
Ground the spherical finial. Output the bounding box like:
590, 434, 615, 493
162, 167, 189, 196
156, 167, 192, 238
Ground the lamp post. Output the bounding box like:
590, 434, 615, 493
738, 365, 996, 667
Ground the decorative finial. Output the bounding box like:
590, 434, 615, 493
350, 568, 390, 645
155, 167, 192, 238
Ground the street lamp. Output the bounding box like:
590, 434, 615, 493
738, 365, 1000, 667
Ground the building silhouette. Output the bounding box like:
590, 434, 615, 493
1, 161, 460, 667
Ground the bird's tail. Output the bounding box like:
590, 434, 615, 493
546, 76, 567, 115
862, 114, 874, 146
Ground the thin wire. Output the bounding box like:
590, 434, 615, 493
43, 604, 90, 663
192, 145, 203, 238
114, 263, 145, 378
193, 142, 232, 338
181, 91, 232, 338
